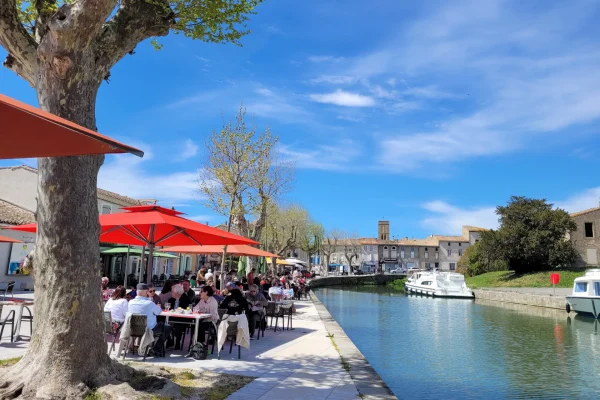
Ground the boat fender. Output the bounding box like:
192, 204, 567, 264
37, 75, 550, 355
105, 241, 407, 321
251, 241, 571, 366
565, 303, 571, 314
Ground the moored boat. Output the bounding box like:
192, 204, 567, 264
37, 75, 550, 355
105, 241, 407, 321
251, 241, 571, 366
566, 269, 600, 318
404, 270, 474, 298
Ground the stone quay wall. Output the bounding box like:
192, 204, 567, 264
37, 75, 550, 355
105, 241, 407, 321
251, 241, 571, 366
308, 274, 402, 288
474, 289, 567, 310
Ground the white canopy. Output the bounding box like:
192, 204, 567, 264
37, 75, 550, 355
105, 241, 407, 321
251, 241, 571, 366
285, 258, 307, 265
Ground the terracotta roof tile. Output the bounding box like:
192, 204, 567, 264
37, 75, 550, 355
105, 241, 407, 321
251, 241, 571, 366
434, 235, 469, 243
570, 207, 600, 218
398, 237, 439, 246
0, 199, 35, 225
462, 226, 490, 232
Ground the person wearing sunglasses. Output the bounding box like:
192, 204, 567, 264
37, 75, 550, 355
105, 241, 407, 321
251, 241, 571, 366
244, 284, 268, 339
147, 284, 163, 308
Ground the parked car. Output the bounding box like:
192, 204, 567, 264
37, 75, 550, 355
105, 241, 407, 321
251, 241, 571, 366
389, 269, 402, 274
353, 269, 364, 275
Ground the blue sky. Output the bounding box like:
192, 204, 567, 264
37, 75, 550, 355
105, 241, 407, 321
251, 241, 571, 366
2, 0, 600, 239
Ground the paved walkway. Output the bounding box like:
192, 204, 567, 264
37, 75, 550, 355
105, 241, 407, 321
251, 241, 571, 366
0, 292, 361, 399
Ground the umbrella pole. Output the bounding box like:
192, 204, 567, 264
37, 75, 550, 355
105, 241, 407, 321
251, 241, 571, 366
139, 246, 145, 285
146, 225, 156, 285
124, 245, 130, 288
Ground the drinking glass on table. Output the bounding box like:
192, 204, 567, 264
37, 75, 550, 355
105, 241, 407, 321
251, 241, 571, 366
165, 303, 171, 312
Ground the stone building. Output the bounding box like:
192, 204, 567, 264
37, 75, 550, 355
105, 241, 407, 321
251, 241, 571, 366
569, 206, 600, 267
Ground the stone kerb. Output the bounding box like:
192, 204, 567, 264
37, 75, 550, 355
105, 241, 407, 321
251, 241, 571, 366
308, 274, 400, 288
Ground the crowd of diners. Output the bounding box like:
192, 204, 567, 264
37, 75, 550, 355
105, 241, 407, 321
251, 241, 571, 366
101, 266, 311, 356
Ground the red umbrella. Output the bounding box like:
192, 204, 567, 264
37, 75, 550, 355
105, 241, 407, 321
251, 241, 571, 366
0, 93, 143, 159
6, 205, 258, 282
160, 244, 279, 258
0, 234, 22, 243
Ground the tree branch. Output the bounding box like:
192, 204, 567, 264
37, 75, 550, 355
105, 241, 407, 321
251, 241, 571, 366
0, 0, 38, 85
96, 0, 175, 73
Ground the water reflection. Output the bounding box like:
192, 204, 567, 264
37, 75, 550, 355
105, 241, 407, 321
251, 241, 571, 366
315, 287, 600, 400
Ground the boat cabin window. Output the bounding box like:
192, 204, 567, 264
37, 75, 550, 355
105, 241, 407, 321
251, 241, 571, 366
575, 282, 588, 293
422, 281, 432, 286
595, 282, 600, 296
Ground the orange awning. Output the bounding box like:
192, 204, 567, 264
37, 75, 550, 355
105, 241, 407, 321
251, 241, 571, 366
0, 93, 143, 159
160, 244, 277, 258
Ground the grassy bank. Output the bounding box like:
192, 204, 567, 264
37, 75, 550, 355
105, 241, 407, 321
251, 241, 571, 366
387, 278, 406, 290
465, 270, 585, 289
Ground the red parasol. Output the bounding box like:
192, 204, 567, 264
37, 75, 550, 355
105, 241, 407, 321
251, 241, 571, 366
6, 205, 258, 283
0, 93, 143, 159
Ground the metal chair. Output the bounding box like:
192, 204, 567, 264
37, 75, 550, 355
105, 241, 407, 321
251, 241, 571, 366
21, 306, 33, 338
103, 311, 120, 354
0, 281, 15, 301
217, 309, 241, 359
265, 302, 282, 332
0, 305, 15, 343
279, 303, 294, 330
122, 314, 151, 361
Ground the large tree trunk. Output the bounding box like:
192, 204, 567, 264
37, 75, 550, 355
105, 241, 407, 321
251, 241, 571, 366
1, 61, 130, 400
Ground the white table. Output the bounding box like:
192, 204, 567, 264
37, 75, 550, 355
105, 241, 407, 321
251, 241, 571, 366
159, 312, 211, 347
0, 300, 34, 342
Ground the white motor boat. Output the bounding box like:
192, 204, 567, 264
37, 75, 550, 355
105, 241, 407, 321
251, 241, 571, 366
566, 269, 600, 318
405, 270, 474, 298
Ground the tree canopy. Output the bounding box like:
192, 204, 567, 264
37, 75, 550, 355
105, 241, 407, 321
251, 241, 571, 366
458, 196, 578, 275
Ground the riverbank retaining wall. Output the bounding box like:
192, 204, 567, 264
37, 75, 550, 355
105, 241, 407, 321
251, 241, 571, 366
312, 294, 397, 400
308, 274, 401, 288
474, 289, 566, 310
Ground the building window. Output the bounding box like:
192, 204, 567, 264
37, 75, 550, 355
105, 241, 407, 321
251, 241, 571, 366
383, 246, 388, 250
585, 222, 594, 238
101, 204, 112, 215
425, 252, 428, 259
370, 246, 373, 252
448, 249, 452, 256
458, 249, 463, 257
400, 250, 405, 258
449, 263, 456, 271
425, 263, 430, 269
364, 245, 368, 252
448, 242, 451, 246
410, 247, 415, 258
459, 243, 462, 246
435, 252, 439, 260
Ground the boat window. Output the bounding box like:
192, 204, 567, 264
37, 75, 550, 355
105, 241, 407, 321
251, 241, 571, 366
595, 282, 600, 296
575, 282, 588, 293
422, 281, 432, 286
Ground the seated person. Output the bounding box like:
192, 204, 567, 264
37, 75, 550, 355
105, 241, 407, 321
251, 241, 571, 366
193, 286, 220, 344
147, 284, 162, 308
104, 285, 128, 325
182, 280, 197, 305
220, 288, 250, 316
167, 284, 193, 350
127, 283, 172, 353
244, 284, 268, 339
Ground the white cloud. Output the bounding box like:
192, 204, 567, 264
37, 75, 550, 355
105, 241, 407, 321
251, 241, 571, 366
308, 55, 345, 63
310, 75, 356, 85
278, 141, 360, 171
401, 86, 458, 100
328, 1, 600, 171
98, 143, 200, 204
309, 90, 375, 107
187, 215, 214, 223
421, 200, 499, 234
246, 87, 310, 123
179, 139, 198, 160
421, 186, 600, 235
554, 188, 600, 214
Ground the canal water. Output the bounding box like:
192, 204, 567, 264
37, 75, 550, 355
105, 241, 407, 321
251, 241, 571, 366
315, 286, 600, 400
